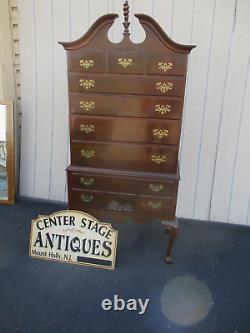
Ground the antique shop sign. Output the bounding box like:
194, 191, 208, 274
29, 210, 118, 270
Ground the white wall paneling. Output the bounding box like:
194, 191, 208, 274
18, 0, 250, 225
210, 0, 250, 224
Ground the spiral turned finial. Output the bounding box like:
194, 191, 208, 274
123, 0, 130, 37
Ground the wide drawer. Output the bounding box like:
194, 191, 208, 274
71, 141, 178, 173
70, 115, 181, 145
69, 189, 137, 212
68, 170, 178, 197
68, 189, 176, 219
69, 73, 185, 96
70, 92, 183, 119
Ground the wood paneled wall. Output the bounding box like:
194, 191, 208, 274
18, 0, 250, 224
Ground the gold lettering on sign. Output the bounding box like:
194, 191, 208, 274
151, 154, 167, 164
156, 82, 173, 94
152, 129, 169, 139
118, 58, 133, 68
79, 79, 95, 90
80, 178, 95, 186
81, 149, 95, 159
80, 101, 95, 111
80, 59, 94, 69
149, 184, 164, 192
155, 104, 171, 115
81, 194, 94, 202
158, 62, 173, 72
148, 201, 162, 210
80, 124, 95, 134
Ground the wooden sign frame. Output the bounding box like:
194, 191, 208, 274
29, 210, 118, 270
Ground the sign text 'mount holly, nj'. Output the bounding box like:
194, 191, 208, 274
29, 210, 118, 270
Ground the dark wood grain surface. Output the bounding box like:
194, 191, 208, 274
60, 9, 195, 228
70, 115, 181, 145
71, 141, 179, 173
70, 92, 184, 119
68, 170, 178, 197
69, 72, 186, 96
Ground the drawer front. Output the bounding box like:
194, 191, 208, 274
137, 194, 176, 214
70, 92, 183, 119
146, 53, 187, 76
69, 188, 137, 213
68, 51, 105, 73
70, 115, 181, 145
108, 52, 144, 74
69, 73, 185, 96
68, 171, 178, 197
69, 189, 103, 209
71, 142, 178, 173
68, 191, 176, 221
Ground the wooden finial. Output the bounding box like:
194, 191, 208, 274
123, 1, 130, 36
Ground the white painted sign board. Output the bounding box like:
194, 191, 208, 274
29, 210, 118, 270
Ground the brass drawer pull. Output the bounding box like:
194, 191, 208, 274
149, 184, 164, 192
158, 62, 173, 72
118, 58, 133, 68
80, 124, 95, 134
79, 79, 95, 89
155, 104, 171, 115
80, 178, 95, 186
80, 101, 95, 111
81, 149, 95, 159
156, 82, 173, 93
151, 154, 167, 164
80, 59, 94, 69
81, 194, 94, 202
108, 200, 133, 212
148, 201, 162, 210
152, 129, 169, 139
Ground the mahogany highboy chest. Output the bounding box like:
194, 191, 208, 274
60, 1, 195, 263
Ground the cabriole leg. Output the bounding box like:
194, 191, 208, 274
161, 220, 179, 264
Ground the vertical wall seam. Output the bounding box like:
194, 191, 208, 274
152, 0, 155, 18
246, 189, 250, 225
179, 0, 196, 164
170, 0, 174, 38
192, 0, 217, 219
48, 0, 55, 200
32, 0, 38, 197
208, 8, 236, 221
87, 0, 90, 26
227, 51, 250, 222
64, 0, 71, 201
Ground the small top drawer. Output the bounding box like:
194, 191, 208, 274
146, 53, 187, 76
68, 51, 105, 73
108, 52, 144, 74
